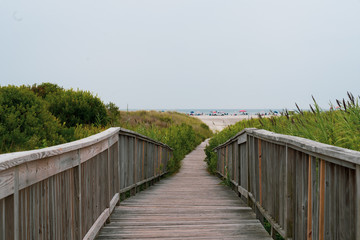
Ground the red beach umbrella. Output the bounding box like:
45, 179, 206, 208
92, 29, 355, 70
239, 110, 247, 113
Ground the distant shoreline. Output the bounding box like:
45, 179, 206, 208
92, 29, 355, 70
195, 115, 256, 132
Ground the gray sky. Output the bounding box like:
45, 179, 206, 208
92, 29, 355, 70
1, 0, 360, 110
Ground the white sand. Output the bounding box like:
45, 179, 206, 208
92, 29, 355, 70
195, 115, 255, 132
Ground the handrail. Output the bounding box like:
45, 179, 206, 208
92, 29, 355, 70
0, 127, 173, 240
214, 128, 360, 240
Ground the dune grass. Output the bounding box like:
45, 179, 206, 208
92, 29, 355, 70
116, 110, 213, 173
205, 92, 360, 173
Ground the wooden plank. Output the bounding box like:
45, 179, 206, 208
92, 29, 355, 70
258, 139, 262, 206
117, 139, 121, 198
0, 128, 120, 171
134, 138, 137, 187
109, 193, 119, 214
80, 140, 108, 164
311, 158, 319, 240
284, 145, 294, 238
1, 199, 5, 240
18, 150, 79, 191
83, 208, 110, 240
13, 167, 19, 240
247, 129, 360, 168
318, 159, 325, 240
97, 141, 271, 240
307, 155, 312, 240
238, 185, 248, 199
78, 153, 82, 239
356, 165, 360, 240
0, 168, 15, 199
237, 133, 247, 145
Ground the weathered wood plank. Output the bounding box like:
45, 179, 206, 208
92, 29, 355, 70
0, 128, 120, 171
83, 208, 110, 240
357, 165, 360, 240
0, 168, 15, 199
97, 141, 271, 240
319, 159, 325, 240
214, 128, 360, 167
307, 155, 312, 240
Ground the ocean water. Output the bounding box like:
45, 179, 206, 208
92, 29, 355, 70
124, 108, 285, 115
171, 109, 284, 115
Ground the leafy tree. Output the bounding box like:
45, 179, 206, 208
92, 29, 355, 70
30, 82, 62, 98
45, 89, 108, 127
0, 86, 63, 153
106, 102, 120, 126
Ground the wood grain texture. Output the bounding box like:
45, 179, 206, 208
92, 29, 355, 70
214, 128, 360, 167
357, 165, 360, 240
318, 159, 325, 240
307, 156, 312, 240
96, 141, 271, 240
0, 128, 120, 171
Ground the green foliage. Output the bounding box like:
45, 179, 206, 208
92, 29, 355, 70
205, 93, 360, 173
0, 86, 64, 153
106, 102, 120, 126
121, 112, 213, 173
1, 83, 212, 176
45, 89, 108, 127
31, 82, 62, 98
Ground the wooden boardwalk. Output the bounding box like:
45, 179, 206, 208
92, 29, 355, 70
96, 140, 271, 240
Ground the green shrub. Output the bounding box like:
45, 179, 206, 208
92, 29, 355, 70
0, 86, 64, 153
30, 82, 62, 99
45, 89, 108, 127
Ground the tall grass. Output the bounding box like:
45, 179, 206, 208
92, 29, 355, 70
116, 110, 213, 173
205, 93, 360, 173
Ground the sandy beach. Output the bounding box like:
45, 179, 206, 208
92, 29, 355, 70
195, 115, 254, 132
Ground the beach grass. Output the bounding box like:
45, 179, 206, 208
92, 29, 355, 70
205, 92, 360, 173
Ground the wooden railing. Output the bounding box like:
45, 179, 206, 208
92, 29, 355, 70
0, 127, 172, 240
214, 128, 360, 240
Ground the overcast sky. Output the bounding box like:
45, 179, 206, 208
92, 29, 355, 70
1, 0, 360, 110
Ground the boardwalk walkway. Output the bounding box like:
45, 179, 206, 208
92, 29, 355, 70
96, 141, 271, 239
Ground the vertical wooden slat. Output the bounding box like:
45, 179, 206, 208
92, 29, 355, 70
2, 199, 5, 240
284, 145, 294, 238
106, 140, 111, 223
134, 138, 137, 187
319, 159, 325, 240
356, 165, 360, 240
258, 139, 262, 205
14, 167, 19, 240
78, 150, 82, 239
311, 158, 319, 240
117, 138, 121, 199
307, 155, 312, 240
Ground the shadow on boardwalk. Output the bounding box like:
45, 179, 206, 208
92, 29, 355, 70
96, 141, 271, 239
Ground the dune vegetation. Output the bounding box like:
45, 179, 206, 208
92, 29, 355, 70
205, 92, 360, 173
0, 83, 212, 173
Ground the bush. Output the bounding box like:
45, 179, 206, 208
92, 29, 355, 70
30, 82, 62, 99
0, 86, 64, 153
45, 89, 108, 127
